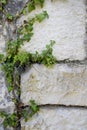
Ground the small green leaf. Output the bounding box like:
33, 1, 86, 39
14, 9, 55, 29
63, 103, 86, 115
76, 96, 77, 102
27, 1, 35, 12
35, 11, 49, 22
1, 0, 7, 4
0, 111, 7, 118
34, 0, 44, 7
7, 86, 13, 92
22, 33, 33, 42
6, 13, 13, 21
0, 54, 4, 63
29, 100, 39, 115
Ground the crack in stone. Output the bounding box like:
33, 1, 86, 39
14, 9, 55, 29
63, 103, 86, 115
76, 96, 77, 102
22, 104, 87, 110
56, 59, 87, 65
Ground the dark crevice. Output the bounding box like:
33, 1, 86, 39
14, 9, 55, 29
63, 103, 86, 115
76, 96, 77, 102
56, 59, 87, 65
22, 104, 87, 110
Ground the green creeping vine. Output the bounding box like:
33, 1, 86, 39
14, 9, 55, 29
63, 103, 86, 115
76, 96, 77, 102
1, 11, 50, 93
20, 0, 44, 14
0, 0, 56, 128
13, 40, 56, 67
0, 0, 7, 11
0, 0, 14, 21
0, 100, 39, 128
0, 0, 46, 21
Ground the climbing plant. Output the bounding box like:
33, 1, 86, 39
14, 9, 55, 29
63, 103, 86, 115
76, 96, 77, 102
0, 0, 56, 129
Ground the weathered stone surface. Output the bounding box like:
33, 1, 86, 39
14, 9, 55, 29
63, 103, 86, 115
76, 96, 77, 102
0, 125, 14, 130
17, 0, 86, 61
0, 69, 14, 112
21, 64, 87, 106
0, 69, 15, 129
21, 107, 87, 130
5, 0, 28, 16
0, 25, 6, 54
0, 126, 4, 130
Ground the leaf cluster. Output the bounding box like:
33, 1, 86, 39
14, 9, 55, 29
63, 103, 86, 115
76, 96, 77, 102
22, 100, 39, 121
0, 112, 17, 128
0, 1, 56, 128
0, 11, 49, 93
13, 40, 56, 67
0, 100, 39, 127
5, 13, 14, 21
0, 0, 7, 11
18, 11, 48, 42
21, 0, 44, 14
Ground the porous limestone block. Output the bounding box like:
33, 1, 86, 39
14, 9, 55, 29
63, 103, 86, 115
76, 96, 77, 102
17, 0, 86, 61
21, 64, 87, 106
21, 107, 87, 130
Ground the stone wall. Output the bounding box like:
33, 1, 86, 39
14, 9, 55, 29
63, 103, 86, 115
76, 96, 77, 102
0, 0, 87, 130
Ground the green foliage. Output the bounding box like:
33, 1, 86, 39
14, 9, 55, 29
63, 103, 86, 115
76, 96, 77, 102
27, 1, 35, 13
0, 111, 7, 118
2, 63, 14, 92
1, 10, 49, 95
21, 0, 44, 14
0, 112, 17, 128
29, 100, 39, 117
0, 100, 39, 127
6, 13, 14, 21
0, 0, 7, 11
6, 38, 23, 56
14, 51, 29, 66
13, 40, 56, 67
36, 11, 49, 22
3, 113, 17, 128
0, 0, 56, 128
22, 100, 39, 121
28, 0, 44, 12
0, 54, 4, 63
38, 40, 56, 66
21, 109, 28, 122
0, 0, 7, 4
30, 40, 56, 66
18, 11, 48, 42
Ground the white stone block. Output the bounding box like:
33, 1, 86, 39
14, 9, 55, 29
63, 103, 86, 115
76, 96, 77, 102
21, 107, 87, 130
21, 64, 87, 106
17, 0, 86, 60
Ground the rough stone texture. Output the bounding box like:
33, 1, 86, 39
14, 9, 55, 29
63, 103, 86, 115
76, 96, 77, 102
0, 126, 4, 130
0, 68, 15, 129
5, 0, 28, 16
0, 69, 15, 129
0, 24, 6, 54
21, 64, 87, 106
17, 0, 86, 61
21, 107, 87, 130
0, 125, 13, 130
0, 23, 14, 112
0, 69, 14, 111
0, 22, 15, 129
